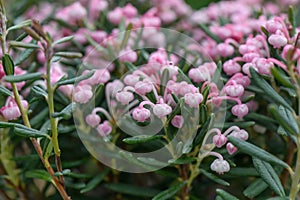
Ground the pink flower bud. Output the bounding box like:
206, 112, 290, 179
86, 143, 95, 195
134, 80, 153, 95
224, 84, 244, 97
210, 158, 230, 174
115, 91, 134, 105
0, 64, 5, 79
119, 47, 138, 63
106, 80, 124, 96
107, 8, 123, 25
153, 103, 172, 118
184, 93, 203, 108
239, 44, 258, 55
0, 97, 28, 121
73, 85, 93, 104
161, 62, 179, 78
226, 143, 237, 155
223, 60, 241, 75
268, 34, 287, 48
213, 134, 227, 148
132, 107, 151, 122
179, 82, 198, 96
171, 115, 184, 128
231, 104, 249, 118
243, 52, 260, 62
217, 43, 234, 57
265, 19, 283, 34
122, 3, 137, 18
255, 58, 274, 75
97, 121, 112, 137
239, 129, 249, 140
86, 114, 101, 128
124, 74, 140, 86
230, 129, 249, 140
188, 66, 210, 83
282, 44, 300, 61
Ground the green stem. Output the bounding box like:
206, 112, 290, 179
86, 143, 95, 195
289, 138, 300, 200
46, 56, 64, 186
0, 2, 69, 198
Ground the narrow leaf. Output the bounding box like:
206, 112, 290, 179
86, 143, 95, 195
80, 168, 109, 193
52, 103, 75, 120
200, 169, 230, 186
54, 52, 82, 59
14, 124, 49, 138
243, 178, 268, 198
228, 136, 289, 169
216, 189, 239, 200
250, 67, 292, 111
152, 181, 186, 200
56, 70, 95, 87
269, 104, 299, 136
2, 54, 14, 75
9, 41, 40, 49
122, 135, 163, 144
25, 170, 52, 182
253, 157, 285, 197
53, 36, 74, 46
4, 72, 42, 83
0, 86, 12, 96
7, 19, 32, 32
105, 183, 159, 197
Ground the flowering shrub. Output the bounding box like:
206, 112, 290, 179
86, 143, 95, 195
0, 0, 300, 199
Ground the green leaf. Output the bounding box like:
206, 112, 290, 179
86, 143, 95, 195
54, 52, 82, 59
227, 167, 258, 177
271, 67, 294, 89
80, 168, 109, 193
25, 170, 52, 182
168, 156, 196, 165
288, 6, 296, 35
122, 134, 163, 144
15, 41, 37, 66
160, 68, 169, 96
52, 103, 75, 120
56, 70, 95, 87
243, 178, 268, 198
250, 67, 292, 111
53, 36, 74, 46
119, 151, 156, 171
120, 23, 132, 49
0, 121, 16, 128
200, 169, 230, 186
0, 86, 12, 96
266, 197, 289, 200
252, 157, 285, 197
152, 181, 186, 200
30, 108, 49, 127
124, 62, 137, 72
31, 85, 47, 98
228, 136, 289, 169
9, 41, 40, 49
4, 72, 42, 83
216, 189, 239, 200
7, 19, 32, 32
2, 54, 15, 75
269, 104, 299, 136
105, 183, 159, 197
14, 124, 49, 138
137, 157, 166, 167
178, 68, 192, 84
